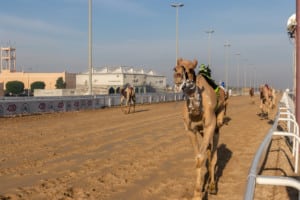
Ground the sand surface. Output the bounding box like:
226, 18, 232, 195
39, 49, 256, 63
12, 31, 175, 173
0, 95, 297, 200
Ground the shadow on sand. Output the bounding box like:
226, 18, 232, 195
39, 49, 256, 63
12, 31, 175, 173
223, 116, 232, 125
131, 109, 149, 113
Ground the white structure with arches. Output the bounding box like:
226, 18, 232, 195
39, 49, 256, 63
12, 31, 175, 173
76, 66, 167, 94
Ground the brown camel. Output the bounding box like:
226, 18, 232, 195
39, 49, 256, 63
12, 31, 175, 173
120, 86, 136, 114
224, 90, 229, 117
270, 87, 276, 109
173, 58, 226, 199
249, 87, 255, 104
259, 84, 272, 118
249, 87, 254, 97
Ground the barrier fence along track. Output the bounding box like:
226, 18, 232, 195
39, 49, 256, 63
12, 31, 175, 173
0, 92, 183, 117
244, 91, 300, 200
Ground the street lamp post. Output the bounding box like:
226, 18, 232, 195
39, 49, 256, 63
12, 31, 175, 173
27, 67, 32, 97
243, 65, 246, 94
27, 74, 30, 97
205, 29, 214, 67
171, 3, 184, 64
253, 67, 256, 92
236, 53, 241, 95
224, 41, 231, 90
248, 64, 253, 89
243, 59, 248, 91
88, 0, 93, 95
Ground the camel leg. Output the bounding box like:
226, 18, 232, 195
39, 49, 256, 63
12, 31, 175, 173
184, 129, 200, 160
193, 115, 216, 199
132, 98, 135, 113
265, 103, 270, 119
128, 99, 131, 114
133, 102, 135, 112
120, 96, 126, 113
128, 99, 134, 114
208, 132, 219, 194
183, 126, 202, 200
120, 96, 124, 106
126, 98, 130, 114
182, 109, 200, 157
193, 167, 203, 200
259, 101, 263, 116
197, 116, 216, 163
262, 100, 270, 119
216, 110, 225, 129
260, 100, 268, 118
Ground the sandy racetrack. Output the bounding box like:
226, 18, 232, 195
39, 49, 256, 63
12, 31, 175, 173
0, 95, 296, 200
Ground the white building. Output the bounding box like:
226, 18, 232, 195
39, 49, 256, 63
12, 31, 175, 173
76, 66, 166, 94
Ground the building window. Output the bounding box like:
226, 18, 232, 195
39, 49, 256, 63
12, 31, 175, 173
108, 87, 115, 94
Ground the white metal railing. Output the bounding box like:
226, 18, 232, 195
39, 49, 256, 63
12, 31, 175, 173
0, 92, 184, 117
244, 91, 300, 200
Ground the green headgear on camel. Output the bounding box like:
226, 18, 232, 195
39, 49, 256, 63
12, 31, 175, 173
199, 64, 211, 78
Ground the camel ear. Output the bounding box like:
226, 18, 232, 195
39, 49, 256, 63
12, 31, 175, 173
177, 58, 183, 65
193, 59, 198, 69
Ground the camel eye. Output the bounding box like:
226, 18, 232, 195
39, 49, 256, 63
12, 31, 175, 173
180, 66, 186, 72
173, 67, 177, 72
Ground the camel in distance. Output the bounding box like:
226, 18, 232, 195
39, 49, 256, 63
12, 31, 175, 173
120, 85, 136, 114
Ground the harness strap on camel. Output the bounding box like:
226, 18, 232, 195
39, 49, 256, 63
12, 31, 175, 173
199, 73, 218, 90
214, 87, 220, 94
214, 86, 220, 111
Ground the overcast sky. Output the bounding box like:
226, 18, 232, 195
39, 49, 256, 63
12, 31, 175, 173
0, 0, 295, 89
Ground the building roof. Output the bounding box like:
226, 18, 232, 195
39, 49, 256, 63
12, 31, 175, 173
83, 66, 158, 76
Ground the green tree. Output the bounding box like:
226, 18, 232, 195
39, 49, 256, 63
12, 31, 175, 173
55, 77, 66, 89
31, 81, 46, 91
5, 81, 24, 95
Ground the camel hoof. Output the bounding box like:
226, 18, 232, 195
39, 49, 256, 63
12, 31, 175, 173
192, 196, 202, 200
208, 182, 217, 194
192, 190, 202, 200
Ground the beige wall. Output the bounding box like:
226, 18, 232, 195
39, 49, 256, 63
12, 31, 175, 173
0, 70, 76, 91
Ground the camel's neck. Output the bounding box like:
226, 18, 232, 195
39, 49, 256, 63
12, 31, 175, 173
121, 89, 127, 97
185, 86, 202, 115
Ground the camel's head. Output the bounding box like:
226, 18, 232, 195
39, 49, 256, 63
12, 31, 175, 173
173, 58, 198, 92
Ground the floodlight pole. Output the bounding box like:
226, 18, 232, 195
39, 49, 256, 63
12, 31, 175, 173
88, 0, 93, 95
171, 3, 184, 64
236, 53, 241, 95
224, 41, 231, 90
205, 29, 214, 67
